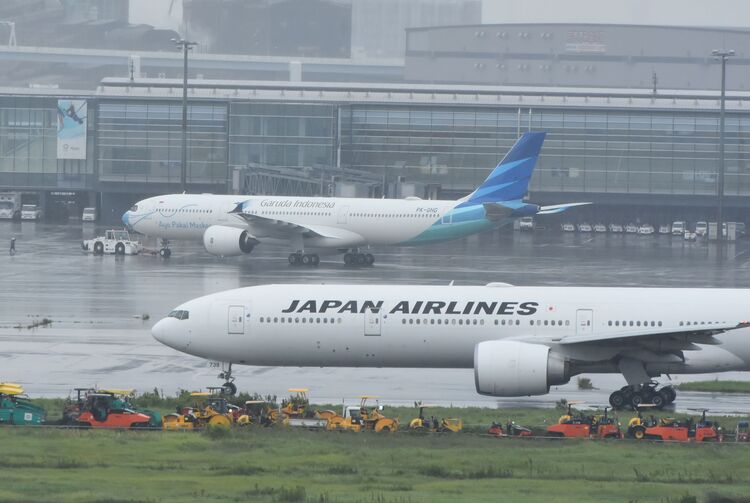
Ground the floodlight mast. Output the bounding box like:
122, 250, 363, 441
173, 38, 198, 193
711, 49, 734, 245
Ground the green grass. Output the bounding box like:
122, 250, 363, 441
1, 427, 750, 503
675, 380, 750, 394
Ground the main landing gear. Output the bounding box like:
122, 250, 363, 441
343, 251, 374, 267
219, 363, 237, 396
288, 252, 319, 267
159, 239, 171, 258
609, 381, 676, 410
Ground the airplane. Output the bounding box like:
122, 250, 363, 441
122, 132, 588, 265
152, 282, 750, 405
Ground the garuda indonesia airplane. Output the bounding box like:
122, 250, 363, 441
123, 132, 588, 265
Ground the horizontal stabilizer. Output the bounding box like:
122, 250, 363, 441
537, 202, 592, 215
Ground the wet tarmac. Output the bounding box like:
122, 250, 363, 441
3, 220, 750, 413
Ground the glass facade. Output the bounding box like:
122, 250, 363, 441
229, 102, 335, 171
341, 105, 750, 196
97, 101, 228, 184
0, 96, 93, 189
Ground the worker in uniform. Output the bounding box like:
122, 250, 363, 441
9, 236, 16, 255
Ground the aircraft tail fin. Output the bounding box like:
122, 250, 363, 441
458, 132, 546, 206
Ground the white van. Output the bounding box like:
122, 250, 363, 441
20, 204, 42, 220
82, 207, 97, 222
695, 221, 708, 237
671, 221, 686, 236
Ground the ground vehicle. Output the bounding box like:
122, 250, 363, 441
683, 231, 697, 241
518, 216, 534, 231
20, 204, 42, 220
561, 222, 575, 232
658, 224, 671, 235
98, 389, 161, 427
82, 229, 142, 255
547, 404, 622, 439
577, 222, 592, 232
608, 381, 675, 409
736, 421, 749, 442
326, 396, 398, 433
625, 223, 638, 233
0, 193, 21, 220
695, 221, 708, 237
626, 405, 659, 439
608, 223, 624, 233
0, 383, 45, 425
81, 207, 96, 222
635, 409, 719, 442
72, 391, 153, 429
488, 421, 532, 437
593, 223, 607, 233
637, 224, 654, 235
408, 403, 462, 432
671, 221, 686, 235
237, 400, 276, 426
163, 392, 238, 430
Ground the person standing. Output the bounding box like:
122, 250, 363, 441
9, 236, 16, 255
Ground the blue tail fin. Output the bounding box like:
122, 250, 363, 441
459, 132, 546, 206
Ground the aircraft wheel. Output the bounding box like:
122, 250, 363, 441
609, 390, 626, 409
343, 253, 354, 266
159, 248, 171, 258
311, 254, 320, 266
289, 253, 301, 266
301, 254, 312, 266
221, 382, 237, 396
365, 253, 374, 266
356, 253, 367, 266
660, 386, 676, 404
630, 392, 645, 409
650, 393, 665, 409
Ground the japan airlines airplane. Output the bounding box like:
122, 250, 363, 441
152, 283, 750, 406
122, 132, 588, 265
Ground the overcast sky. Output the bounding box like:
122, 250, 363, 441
483, 0, 750, 28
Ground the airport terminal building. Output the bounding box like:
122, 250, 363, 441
1, 23, 750, 224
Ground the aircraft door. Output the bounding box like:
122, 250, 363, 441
228, 305, 245, 334
337, 206, 349, 224
364, 307, 381, 336
576, 309, 593, 336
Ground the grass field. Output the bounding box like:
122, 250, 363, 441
1, 426, 750, 503
676, 381, 750, 394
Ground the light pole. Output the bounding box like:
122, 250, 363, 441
712, 49, 734, 243
173, 38, 197, 193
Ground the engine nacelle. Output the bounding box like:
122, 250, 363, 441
202, 225, 259, 257
474, 340, 570, 396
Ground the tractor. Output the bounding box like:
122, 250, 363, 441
326, 396, 398, 433
0, 383, 45, 425
735, 421, 749, 442
626, 404, 660, 439
547, 404, 622, 439
635, 409, 719, 442
162, 392, 238, 430
99, 389, 162, 428
269, 388, 316, 423
488, 421, 533, 438
237, 400, 276, 427
408, 403, 462, 432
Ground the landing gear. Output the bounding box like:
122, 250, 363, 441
159, 239, 171, 258
609, 381, 676, 410
343, 252, 374, 267
288, 252, 319, 267
218, 363, 237, 396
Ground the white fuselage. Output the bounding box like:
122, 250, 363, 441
123, 194, 496, 250
152, 284, 750, 377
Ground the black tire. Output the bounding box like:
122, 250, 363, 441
365, 253, 374, 266
289, 253, 300, 266
222, 382, 237, 396
650, 393, 665, 409
632, 426, 646, 440
93, 241, 104, 255
311, 254, 320, 266
631, 393, 645, 409
356, 253, 367, 266
609, 391, 626, 409
343, 253, 353, 266
163, 248, 171, 258
301, 254, 312, 266
115, 242, 125, 255
661, 386, 677, 404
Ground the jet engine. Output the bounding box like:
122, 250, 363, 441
202, 225, 259, 257
474, 340, 570, 396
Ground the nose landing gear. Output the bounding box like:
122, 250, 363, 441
218, 363, 237, 396
159, 239, 171, 258
609, 381, 676, 410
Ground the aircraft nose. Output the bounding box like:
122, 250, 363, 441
151, 318, 165, 343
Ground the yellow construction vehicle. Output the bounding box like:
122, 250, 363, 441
326, 396, 398, 433
408, 403, 463, 433
237, 400, 275, 427
162, 392, 237, 430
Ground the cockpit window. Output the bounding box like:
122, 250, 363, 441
130, 205, 138, 212
168, 310, 189, 320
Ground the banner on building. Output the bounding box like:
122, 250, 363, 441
57, 99, 87, 159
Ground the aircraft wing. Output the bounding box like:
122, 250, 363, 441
554, 321, 749, 346
230, 205, 365, 246
536, 202, 592, 215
